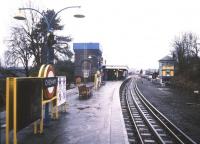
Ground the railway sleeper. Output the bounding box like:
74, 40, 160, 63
143, 139, 156, 143
135, 118, 142, 121
163, 140, 173, 144
126, 127, 134, 131
155, 128, 164, 132
135, 121, 143, 124
127, 132, 135, 136
128, 138, 136, 143
125, 124, 133, 129
137, 123, 146, 127
141, 132, 151, 136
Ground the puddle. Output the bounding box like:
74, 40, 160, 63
77, 106, 90, 110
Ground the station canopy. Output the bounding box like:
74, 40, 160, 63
104, 65, 129, 71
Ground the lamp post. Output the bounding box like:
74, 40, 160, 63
14, 6, 84, 124
88, 55, 103, 82
14, 6, 85, 64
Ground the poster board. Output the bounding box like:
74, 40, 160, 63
57, 76, 67, 106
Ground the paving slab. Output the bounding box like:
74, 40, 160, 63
0, 81, 129, 144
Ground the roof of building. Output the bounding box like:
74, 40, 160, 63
73, 43, 102, 51
159, 55, 175, 62
104, 65, 129, 70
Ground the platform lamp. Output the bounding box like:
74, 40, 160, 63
14, 6, 85, 64
88, 55, 101, 70
14, 6, 85, 124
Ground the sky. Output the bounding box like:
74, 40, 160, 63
1, 0, 200, 70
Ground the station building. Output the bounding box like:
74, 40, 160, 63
159, 55, 175, 82
102, 65, 129, 81
73, 42, 103, 82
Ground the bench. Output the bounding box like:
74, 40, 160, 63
78, 83, 94, 99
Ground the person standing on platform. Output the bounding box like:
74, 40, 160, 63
94, 70, 101, 90
94, 71, 98, 90
97, 71, 101, 88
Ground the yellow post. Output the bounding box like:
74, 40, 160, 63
33, 122, 37, 134
6, 78, 10, 144
13, 78, 17, 144
54, 99, 59, 119
39, 89, 44, 134
34, 84, 44, 134
38, 64, 46, 77
39, 110, 44, 134
36, 65, 46, 134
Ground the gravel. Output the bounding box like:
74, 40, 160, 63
137, 78, 200, 143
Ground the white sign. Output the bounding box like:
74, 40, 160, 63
57, 76, 67, 106
82, 69, 90, 78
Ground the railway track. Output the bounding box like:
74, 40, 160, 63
120, 77, 197, 144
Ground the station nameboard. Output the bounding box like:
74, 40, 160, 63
43, 77, 58, 88
39, 64, 57, 100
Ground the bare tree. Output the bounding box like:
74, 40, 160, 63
5, 27, 32, 76
171, 32, 200, 88
5, 4, 40, 76
5, 5, 73, 76
172, 36, 186, 73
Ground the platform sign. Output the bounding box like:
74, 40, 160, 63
33, 64, 58, 135
41, 65, 57, 100
57, 76, 67, 106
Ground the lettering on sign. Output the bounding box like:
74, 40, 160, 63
43, 77, 58, 88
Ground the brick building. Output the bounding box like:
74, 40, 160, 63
73, 43, 103, 82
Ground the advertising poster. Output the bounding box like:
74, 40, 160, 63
57, 76, 67, 106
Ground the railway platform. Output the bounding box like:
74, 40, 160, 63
0, 81, 129, 144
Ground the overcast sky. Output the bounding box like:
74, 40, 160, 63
1, 0, 200, 70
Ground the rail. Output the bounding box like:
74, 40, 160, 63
119, 77, 197, 144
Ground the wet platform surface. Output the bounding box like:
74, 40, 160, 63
1, 81, 129, 144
